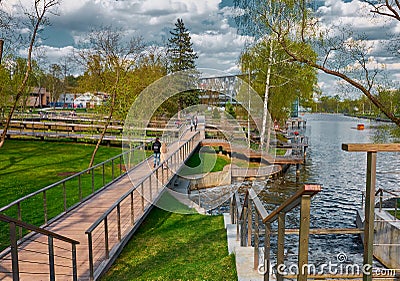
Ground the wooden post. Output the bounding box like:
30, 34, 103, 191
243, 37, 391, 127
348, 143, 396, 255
72, 243, 78, 281
87, 233, 94, 281
130, 192, 134, 225
277, 212, 285, 281
9, 222, 20, 281
341, 144, 398, 281
254, 209, 259, 270
298, 195, 311, 281
240, 207, 247, 247
247, 199, 252, 246
104, 217, 109, 259
363, 152, 376, 281
264, 222, 271, 281
48, 236, 55, 281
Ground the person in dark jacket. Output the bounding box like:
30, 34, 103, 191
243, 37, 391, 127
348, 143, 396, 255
152, 137, 161, 168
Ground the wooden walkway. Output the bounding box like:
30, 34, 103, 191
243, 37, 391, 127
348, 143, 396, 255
0, 127, 201, 281
201, 139, 305, 164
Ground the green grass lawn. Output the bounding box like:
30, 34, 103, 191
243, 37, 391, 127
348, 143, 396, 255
0, 139, 123, 206
101, 207, 237, 281
181, 151, 230, 176
0, 139, 149, 250
388, 210, 400, 219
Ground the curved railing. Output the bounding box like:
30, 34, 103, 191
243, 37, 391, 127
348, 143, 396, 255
85, 131, 201, 280
0, 142, 150, 248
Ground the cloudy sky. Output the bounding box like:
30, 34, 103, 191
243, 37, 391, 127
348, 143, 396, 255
1, 0, 399, 97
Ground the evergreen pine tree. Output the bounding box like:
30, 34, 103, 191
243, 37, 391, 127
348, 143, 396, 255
168, 18, 198, 72
164, 18, 199, 117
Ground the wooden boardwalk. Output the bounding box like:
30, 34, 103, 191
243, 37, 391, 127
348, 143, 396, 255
201, 139, 305, 164
0, 127, 201, 281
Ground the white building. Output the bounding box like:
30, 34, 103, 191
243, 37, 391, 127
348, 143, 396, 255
73, 92, 103, 108
57, 93, 76, 107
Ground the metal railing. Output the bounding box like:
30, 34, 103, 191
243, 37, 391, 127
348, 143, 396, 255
0, 143, 149, 241
371, 188, 400, 218
231, 184, 322, 281
85, 131, 201, 280
0, 213, 79, 281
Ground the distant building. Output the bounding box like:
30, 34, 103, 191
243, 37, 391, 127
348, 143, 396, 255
73, 92, 104, 108
55, 93, 76, 108
26, 87, 50, 107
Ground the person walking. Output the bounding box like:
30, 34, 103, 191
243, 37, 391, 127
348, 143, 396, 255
194, 116, 198, 131
160, 142, 168, 164
152, 137, 161, 168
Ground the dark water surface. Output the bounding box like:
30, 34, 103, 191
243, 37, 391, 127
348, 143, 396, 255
252, 114, 400, 268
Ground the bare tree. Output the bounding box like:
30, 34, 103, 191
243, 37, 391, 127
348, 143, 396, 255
0, 0, 60, 148
75, 26, 145, 168
250, 0, 400, 126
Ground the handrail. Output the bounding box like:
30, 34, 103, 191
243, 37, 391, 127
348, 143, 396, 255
0, 213, 79, 280
375, 188, 399, 197
85, 131, 201, 280
231, 184, 322, 281
85, 132, 200, 234
0, 213, 79, 245
0, 142, 147, 213
263, 184, 322, 223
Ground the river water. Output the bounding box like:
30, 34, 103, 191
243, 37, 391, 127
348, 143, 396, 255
247, 113, 400, 270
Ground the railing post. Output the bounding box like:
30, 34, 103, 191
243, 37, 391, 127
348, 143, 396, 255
112, 159, 115, 180
91, 168, 95, 193
102, 163, 105, 186
43, 190, 48, 224
363, 151, 376, 281
78, 174, 82, 201
264, 222, 271, 281
72, 243, 78, 281
117, 204, 121, 241
48, 236, 55, 281
104, 217, 109, 259
149, 175, 153, 201
276, 212, 285, 281
130, 192, 134, 225
298, 195, 311, 281
254, 208, 259, 270
247, 199, 252, 246
141, 183, 145, 212
17, 202, 22, 238
230, 196, 234, 224
236, 201, 240, 241
119, 155, 123, 174
240, 206, 247, 247
9, 222, 20, 281
156, 168, 159, 191
88, 233, 94, 281
63, 181, 67, 212
162, 164, 165, 185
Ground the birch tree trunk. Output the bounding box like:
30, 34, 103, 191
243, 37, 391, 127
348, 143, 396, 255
260, 38, 273, 152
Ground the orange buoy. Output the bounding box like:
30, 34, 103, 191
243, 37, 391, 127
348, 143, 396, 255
357, 124, 365, 130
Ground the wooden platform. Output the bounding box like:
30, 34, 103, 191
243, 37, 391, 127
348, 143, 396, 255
201, 139, 304, 165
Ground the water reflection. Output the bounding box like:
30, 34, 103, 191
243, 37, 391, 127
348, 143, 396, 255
254, 114, 399, 268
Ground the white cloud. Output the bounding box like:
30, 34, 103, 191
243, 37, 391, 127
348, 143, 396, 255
2, 0, 400, 96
